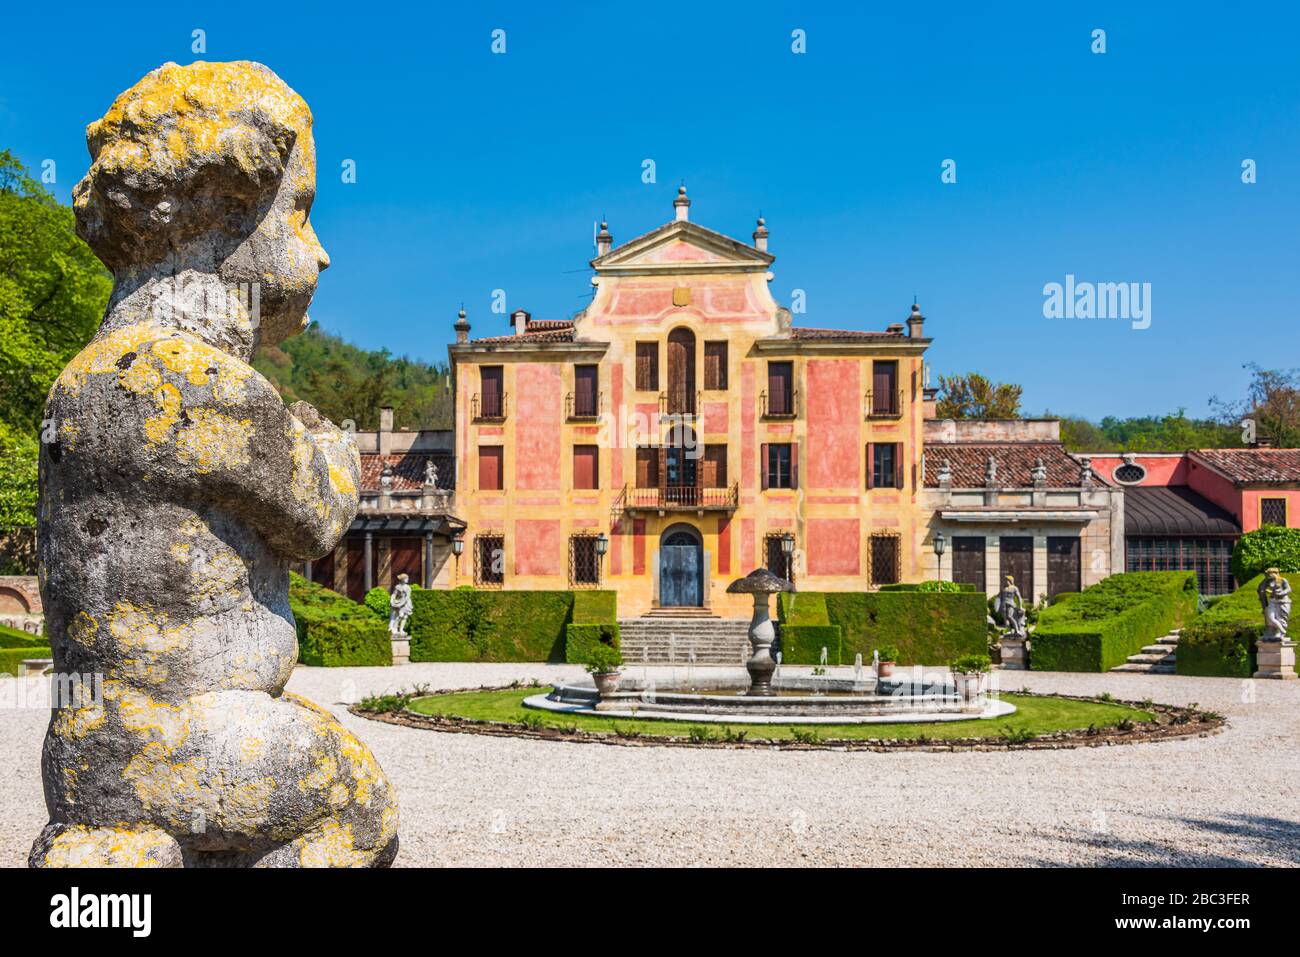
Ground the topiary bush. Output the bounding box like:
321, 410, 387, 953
0, 623, 46, 647
0, 646, 51, 676
778, 589, 985, 665
409, 590, 573, 662
364, 586, 389, 618
1032, 571, 1198, 672
1231, 526, 1300, 584
299, 618, 392, 667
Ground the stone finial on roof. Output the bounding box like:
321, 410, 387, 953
937, 458, 952, 488
985, 455, 998, 486
596, 220, 612, 257
1031, 457, 1047, 487
454, 306, 470, 344
907, 301, 925, 339
1079, 456, 1095, 487
673, 184, 691, 222
752, 215, 768, 252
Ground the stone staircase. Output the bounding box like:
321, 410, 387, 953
1110, 631, 1179, 675
618, 616, 751, 665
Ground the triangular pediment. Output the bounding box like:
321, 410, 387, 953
593, 220, 774, 275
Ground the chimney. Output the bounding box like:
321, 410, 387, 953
596, 221, 612, 257
673, 185, 690, 222
512, 309, 530, 336
907, 302, 925, 338
752, 216, 768, 252
454, 307, 470, 344
379, 406, 394, 456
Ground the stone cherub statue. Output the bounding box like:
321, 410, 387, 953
30, 62, 397, 867
389, 574, 413, 638
424, 459, 439, 487
1258, 568, 1292, 640
995, 574, 1028, 640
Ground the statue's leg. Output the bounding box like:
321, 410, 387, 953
29, 822, 183, 868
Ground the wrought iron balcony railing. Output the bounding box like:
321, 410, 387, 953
565, 390, 602, 420
864, 389, 903, 419
760, 389, 798, 419
658, 390, 701, 417
616, 483, 739, 511
471, 391, 507, 421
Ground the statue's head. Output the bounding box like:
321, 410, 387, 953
73, 61, 328, 348
1004, 575, 1015, 585
397, 573, 409, 584
1267, 567, 1281, 580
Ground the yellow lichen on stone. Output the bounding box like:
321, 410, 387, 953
51, 702, 107, 740
173, 409, 254, 473
67, 611, 98, 650
149, 337, 253, 403
41, 824, 177, 868
56, 323, 163, 396
107, 601, 192, 656
107, 682, 191, 753
295, 819, 368, 868
144, 383, 183, 444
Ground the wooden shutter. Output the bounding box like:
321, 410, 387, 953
702, 445, 727, 488
791, 442, 799, 490
894, 442, 904, 488
768, 362, 791, 414
704, 341, 728, 390
575, 365, 597, 415
865, 444, 874, 490
573, 445, 598, 490
481, 366, 503, 417
760, 443, 769, 490
478, 446, 503, 490
873, 361, 897, 414
636, 342, 658, 390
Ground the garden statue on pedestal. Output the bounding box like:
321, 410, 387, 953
29, 61, 398, 867
996, 574, 1029, 669
1253, 568, 1296, 680
389, 574, 413, 638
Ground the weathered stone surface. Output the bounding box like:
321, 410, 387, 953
29, 61, 398, 867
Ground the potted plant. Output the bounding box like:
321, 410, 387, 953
585, 644, 624, 696
949, 653, 991, 700
875, 644, 900, 679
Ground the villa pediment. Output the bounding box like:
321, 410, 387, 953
593, 221, 774, 275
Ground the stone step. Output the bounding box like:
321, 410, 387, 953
1110, 662, 1176, 674
1139, 644, 1175, 655
1156, 636, 1180, 646
1127, 652, 1176, 664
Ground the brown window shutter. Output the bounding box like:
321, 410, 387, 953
895, 443, 904, 489
574, 445, 598, 490
704, 341, 728, 390
760, 443, 769, 490
865, 444, 874, 490
791, 442, 799, 490
479, 446, 503, 490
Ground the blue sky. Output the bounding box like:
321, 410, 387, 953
2, 1, 1296, 420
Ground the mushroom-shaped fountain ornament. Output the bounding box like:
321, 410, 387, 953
727, 568, 796, 696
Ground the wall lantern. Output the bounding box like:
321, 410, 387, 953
595, 533, 609, 557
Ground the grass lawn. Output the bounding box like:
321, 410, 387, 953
406, 688, 1153, 742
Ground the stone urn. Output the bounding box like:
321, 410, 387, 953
591, 671, 622, 696
953, 672, 983, 701
726, 568, 795, 696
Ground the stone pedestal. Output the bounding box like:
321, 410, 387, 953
1253, 638, 1297, 680
391, 635, 411, 666
999, 637, 1027, 670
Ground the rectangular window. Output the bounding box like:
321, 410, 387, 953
765, 533, 795, 583
951, 536, 986, 592
474, 534, 504, 586
569, 535, 600, 586
479, 366, 504, 419
573, 444, 599, 490
999, 536, 1034, 602
1126, 537, 1236, 595
573, 364, 599, 417
704, 341, 728, 390
869, 443, 901, 489
869, 534, 901, 586
1261, 498, 1288, 527
635, 447, 659, 489
702, 444, 728, 488
766, 361, 794, 416
870, 360, 899, 416
635, 342, 659, 391
478, 445, 503, 490
765, 443, 794, 489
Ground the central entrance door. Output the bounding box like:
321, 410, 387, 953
660, 527, 703, 607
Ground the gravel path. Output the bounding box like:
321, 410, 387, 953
3, 665, 1297, 867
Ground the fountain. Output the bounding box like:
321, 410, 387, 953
528, 570, 1015, 725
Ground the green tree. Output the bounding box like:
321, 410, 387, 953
935, 373, 1022, 419
0, 150, 111, 432
1211, 363, 1300, 449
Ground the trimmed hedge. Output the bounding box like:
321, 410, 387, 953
0, 646, 51, 676
289, 572, 392, 667
409, 589, 573, 662
1178, 572, 1300, 677
778, 589, 985, 666
1231, 526, 1300, 584
300, 618, 391, 667
1032, 571, 1198, 673
879, 581, 976, 593
0, 623, 46, 647
565, 591, 620, 664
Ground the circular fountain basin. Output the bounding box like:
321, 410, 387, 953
524, 674, 1016, 725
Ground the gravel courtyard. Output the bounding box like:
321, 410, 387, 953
3, 665, 1297, 867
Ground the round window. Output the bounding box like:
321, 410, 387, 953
1114, 463, 1146, 484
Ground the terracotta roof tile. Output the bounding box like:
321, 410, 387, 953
791, 327, 905, 341
1190, 448, 1300, 484
470, 328, 576, 345
359, 452, 453, 492
924, 442, 1091, 489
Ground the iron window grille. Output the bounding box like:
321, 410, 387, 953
1114, 463, 1147, 484
568, 534, 602, 587
474, 534, 505, 587
869, 533, 902, 586
764, 533, 795, 584
1261, 498, 1288, 527
1125, 536, 1235, 596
